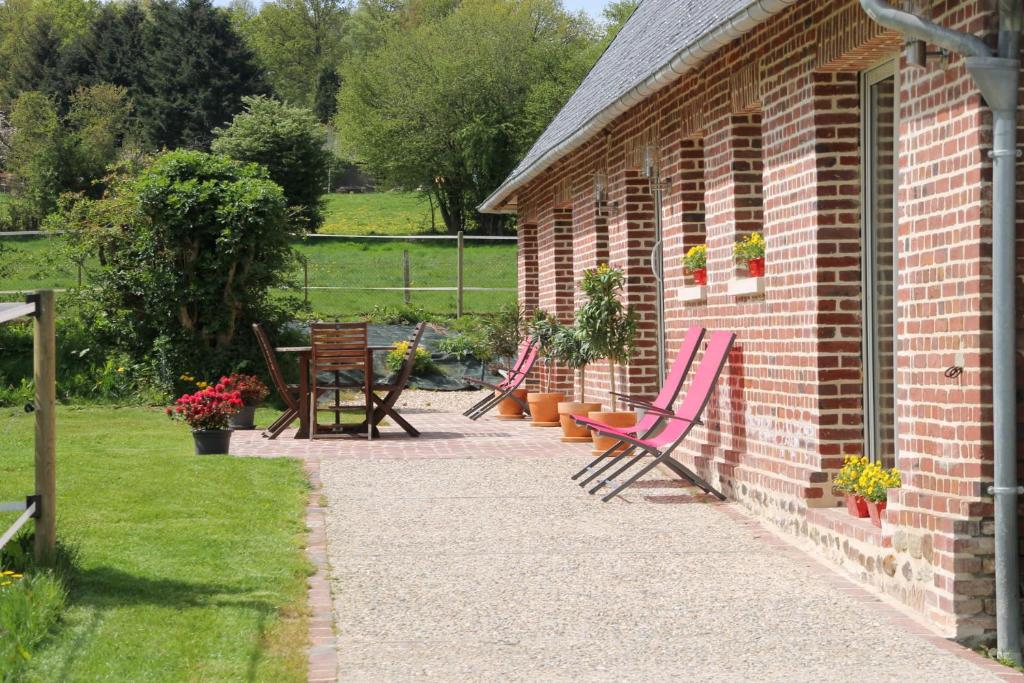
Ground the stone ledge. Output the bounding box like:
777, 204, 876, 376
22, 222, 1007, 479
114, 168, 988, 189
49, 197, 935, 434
679, 284, 706, 303
727, 275, 765, 297
807, 506, 888, 548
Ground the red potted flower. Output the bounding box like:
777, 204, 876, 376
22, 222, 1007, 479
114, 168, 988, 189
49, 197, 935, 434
684, 244, 707, 286
221, 373, 269, 430
167, 383, 244, 454
734, 232, 765, 277
834, 455, 869, 518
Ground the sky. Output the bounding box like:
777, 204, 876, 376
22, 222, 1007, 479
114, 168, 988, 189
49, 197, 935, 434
215, 0, 609, 20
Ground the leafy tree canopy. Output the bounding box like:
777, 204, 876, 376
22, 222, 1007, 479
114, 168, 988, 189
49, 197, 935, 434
212, 95, 331, 231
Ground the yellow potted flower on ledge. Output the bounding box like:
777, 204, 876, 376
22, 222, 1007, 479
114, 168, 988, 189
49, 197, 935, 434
734, 231, 765, 277
856, 461, 902, 527
683, 244, 707, 285
835, 456, 869, 518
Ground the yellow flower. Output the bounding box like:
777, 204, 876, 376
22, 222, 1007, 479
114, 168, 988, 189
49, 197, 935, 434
117, 367, 125, 373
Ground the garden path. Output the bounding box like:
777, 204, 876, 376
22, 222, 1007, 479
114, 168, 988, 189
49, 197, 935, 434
232, 409, 1017, 682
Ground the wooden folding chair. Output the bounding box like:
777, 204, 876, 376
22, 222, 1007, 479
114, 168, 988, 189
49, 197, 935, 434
310, 322, 373, 440
575, 330, 735, 502
253, 322, 300, 439
369, 322, 427, 437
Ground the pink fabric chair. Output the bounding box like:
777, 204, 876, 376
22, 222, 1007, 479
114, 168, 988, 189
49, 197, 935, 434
463, 337, 539, 420
577, 330, 736, 502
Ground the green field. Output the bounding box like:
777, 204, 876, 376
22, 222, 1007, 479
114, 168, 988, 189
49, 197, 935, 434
0, 406, 310, 680
0, 234, 516, 318
321, 191, 438, 235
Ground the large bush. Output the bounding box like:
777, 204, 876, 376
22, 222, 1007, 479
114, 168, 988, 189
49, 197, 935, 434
58, 149, 301, 392
212, 96, 330, 231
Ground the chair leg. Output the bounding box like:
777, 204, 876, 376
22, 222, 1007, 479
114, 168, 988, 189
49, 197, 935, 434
575, 444, 636, 487
467, 394, 504, 420
265, 409, 298, 439
263, 410, 291, 437
661, 456, 726, 500
589, 448, 649, 494
601, 455, 665, 502
463, 393, 494, 416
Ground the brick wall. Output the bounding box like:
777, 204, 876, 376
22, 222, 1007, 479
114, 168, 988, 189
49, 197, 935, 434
509, 0, 1018, 641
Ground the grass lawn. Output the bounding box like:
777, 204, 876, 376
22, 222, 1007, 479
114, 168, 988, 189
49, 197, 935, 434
0, 406, 311, 681
0, 236, 517, 318
320, 191, 438, 235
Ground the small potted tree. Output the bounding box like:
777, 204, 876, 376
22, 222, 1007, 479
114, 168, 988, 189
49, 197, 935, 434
222, 373, 270, 430
684, 244, 708, 285
734, 231, 765, 277
550, 323, 601, 442
525, 309, 565, 426
167, 383, 244, 454
576, 264, 638, 453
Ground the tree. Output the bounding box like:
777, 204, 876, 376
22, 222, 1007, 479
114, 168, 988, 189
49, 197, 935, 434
138, 0, 270, 150
575, 264, 638, 411
63, 84, 134, 198
212, 96, 331, 231
58, 150, 297, 387
234, 0, 348, 118
5, 91, 61, 228
336, 0, 598, 234
601, 0, 638, 42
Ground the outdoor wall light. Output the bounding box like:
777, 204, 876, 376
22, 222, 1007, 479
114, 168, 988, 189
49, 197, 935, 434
593, 171, 618, 216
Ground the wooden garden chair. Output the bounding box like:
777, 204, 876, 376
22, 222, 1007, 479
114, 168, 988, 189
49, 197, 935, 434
368, 322, 427, 437
574, 330, 735, 502
253, 322, 300, 439
309, 321, 373, 440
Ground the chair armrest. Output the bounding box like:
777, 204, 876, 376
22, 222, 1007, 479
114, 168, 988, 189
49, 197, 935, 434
633, 402, 703, 426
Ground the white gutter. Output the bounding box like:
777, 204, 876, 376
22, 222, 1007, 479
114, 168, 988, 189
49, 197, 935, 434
478, 0, 800, 214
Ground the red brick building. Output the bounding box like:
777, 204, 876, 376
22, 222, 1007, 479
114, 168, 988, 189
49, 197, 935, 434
481, 0, 1023, 646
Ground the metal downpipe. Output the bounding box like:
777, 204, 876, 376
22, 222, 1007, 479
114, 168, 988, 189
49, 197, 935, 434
860, 0, 1021, 663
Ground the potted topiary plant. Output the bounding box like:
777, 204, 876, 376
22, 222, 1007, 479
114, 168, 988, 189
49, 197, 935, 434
576, 264, 639, 453
684, 244, 708, 285
167, 382, 244, 454
835, 455, 869, 518
222, 373, 270, 430
525, 309, 565, 427
549, 323, 601, 442
734, 231, 765, 277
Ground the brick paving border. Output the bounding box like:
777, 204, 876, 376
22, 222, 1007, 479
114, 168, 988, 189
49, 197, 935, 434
300, 453, 339, 683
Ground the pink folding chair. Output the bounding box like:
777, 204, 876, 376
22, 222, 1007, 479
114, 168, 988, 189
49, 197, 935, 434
571, 325, 706, 481
463, 337, 538, 420
577, 330, 736, 502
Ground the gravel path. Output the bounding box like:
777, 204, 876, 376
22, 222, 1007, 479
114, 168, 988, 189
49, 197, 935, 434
321, 414, 1006, 682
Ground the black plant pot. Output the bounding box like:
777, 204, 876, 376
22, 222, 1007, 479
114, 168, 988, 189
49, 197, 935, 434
228, 405, 257, 430
192, 429, 232, 455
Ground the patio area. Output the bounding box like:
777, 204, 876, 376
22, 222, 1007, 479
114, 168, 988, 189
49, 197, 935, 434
229, 406, 1015, 682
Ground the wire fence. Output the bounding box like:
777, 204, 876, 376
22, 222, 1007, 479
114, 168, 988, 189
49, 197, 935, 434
0, 231, 519, 318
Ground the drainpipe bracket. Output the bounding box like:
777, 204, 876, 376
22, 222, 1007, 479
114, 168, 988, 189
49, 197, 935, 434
988, 149, 1022, 159
986, 485, 1024, 496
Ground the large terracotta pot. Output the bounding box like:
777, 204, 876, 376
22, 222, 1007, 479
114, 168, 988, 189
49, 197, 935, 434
557, 402, 601, 443
527, 392, 564, 427
495, 389, 528, 420
587, 411, 637, 455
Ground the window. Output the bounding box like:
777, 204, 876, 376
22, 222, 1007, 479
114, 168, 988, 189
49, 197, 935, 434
860, 60, 898, 467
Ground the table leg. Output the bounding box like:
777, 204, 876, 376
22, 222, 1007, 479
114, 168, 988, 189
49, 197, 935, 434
295, 352, 311, 439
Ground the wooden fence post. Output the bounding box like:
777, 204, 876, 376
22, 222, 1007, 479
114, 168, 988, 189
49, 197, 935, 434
33, 289, 56, 565
402, 249, 411, 305
456, 230, 464, 318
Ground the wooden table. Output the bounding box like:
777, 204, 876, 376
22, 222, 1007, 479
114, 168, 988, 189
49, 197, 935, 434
276, 344, 393, 439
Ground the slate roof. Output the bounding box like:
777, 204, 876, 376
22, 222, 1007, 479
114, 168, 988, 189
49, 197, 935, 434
481, 0, 770, 211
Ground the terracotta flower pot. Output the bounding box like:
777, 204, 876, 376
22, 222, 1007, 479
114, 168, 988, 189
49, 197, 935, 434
692, 268, 707, 285
747, 257, 765, 277
587, 410, 637, 455
845, 493, 869, 518
495, 389, 528, 420
557, 402, 602, 443
527, 392, 564, 427
867, 500, 887, 527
